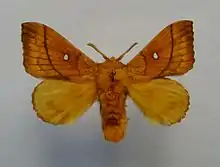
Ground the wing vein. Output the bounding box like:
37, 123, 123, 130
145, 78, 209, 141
158, 25, 174, 76
43, 25, 69, 80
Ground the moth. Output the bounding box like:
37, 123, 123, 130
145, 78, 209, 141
21, 20, 195, 143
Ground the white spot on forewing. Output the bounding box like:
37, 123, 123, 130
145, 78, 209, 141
63, 54, 69, 61
153, 52, 159, 60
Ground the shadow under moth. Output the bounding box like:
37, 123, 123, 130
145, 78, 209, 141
21, 20, 195, 143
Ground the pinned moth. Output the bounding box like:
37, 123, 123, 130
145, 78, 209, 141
21, 20, 195, 143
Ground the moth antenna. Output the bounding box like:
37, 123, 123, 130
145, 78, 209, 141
116, 42, 138, 61
87, 43, 109, 60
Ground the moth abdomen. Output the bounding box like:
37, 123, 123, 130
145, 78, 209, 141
99, 82, 128, 143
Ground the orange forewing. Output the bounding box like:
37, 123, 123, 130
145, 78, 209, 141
22, 22, 97, 81
127, 20, 195, 80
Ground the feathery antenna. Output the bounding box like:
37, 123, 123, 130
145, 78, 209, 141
87, 43, 109, 60
116, 42, 138, 61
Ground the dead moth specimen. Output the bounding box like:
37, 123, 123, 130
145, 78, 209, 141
21, 20, 195, 143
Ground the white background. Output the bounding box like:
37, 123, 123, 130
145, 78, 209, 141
1, 0, 219, 167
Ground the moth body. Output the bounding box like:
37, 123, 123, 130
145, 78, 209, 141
97, 59, 128, 142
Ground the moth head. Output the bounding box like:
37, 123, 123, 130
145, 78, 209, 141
87, 42, 138, 62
